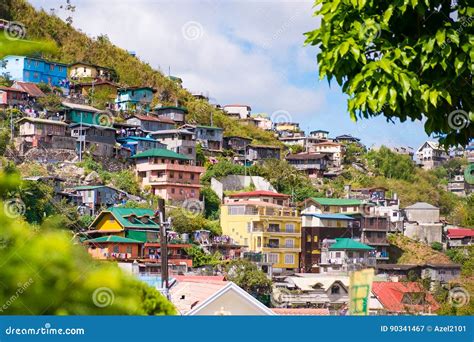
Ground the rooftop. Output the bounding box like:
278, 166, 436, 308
286, 153, 327, 160
302, 213, 354, 220
328, 238, 374, 251
17, 117, 67, 126
84, 236, 143, 244
154, 106, 188, 113
62, 102, 100, 112
90, 207, 160, 230
229, 190, 290, 198
404, 202, 439, 210
11, 81, 45, 97
447, 228, 474, 239
130, 114, 176, 124
308, 197, 362, 206
130, 148, 191, 160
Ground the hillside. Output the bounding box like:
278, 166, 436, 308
388, 234, 453, 265
0, 0, 280, 146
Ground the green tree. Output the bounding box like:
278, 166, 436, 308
110, 169, 141, 196
224, 259, 273, 300
366, 146, 415, 181
305, 0, 473, 147
184, 245, 221, 268
201, 186, 221, 219
37, 93, 63, 112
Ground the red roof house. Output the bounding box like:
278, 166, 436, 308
372, 282, 440, 314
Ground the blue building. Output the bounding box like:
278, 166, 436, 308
1, 55, 68, 88
116, 136, 166, 156
115, 86, 156, 112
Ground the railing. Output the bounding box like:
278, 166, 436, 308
362, 237, 389, 245
320, 257, 376, 266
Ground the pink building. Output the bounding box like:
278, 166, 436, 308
131, 148, 204, 201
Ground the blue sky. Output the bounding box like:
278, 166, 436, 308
30, 0, 430, 149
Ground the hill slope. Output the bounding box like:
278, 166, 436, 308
1, 0, 280, 145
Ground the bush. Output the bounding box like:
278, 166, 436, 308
431, 242, 443, 251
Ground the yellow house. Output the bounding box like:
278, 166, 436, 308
220, 191, 301, 273
86, 207, 160, 242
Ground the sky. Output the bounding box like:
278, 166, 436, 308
30, 0, 431, 149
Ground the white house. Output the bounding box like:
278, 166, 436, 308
416, 141, 448, 170
223, 104, 251, 119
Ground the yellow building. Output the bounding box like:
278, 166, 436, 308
220, 191, 301, 272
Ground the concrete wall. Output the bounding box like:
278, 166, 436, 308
404, 223, 443, 244
405, 208, 440, 223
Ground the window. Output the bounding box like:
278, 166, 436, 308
306, 234, 311, 242
171, 188, 175, 194
179, 173, 183, 179
335, 252, 341, 258
268, 253, 279, 264
257, 236, 262, 247
268, 224, 279, 232
284, 254, 294, 265
126, 246, 132, 254
331, 285, 340, 294
190, 174, 195, 180
169, 172, 174, 178
285, 239, 294, 248
113, 245, 119, 253
285, 223, 295, 232
313, 235, 318, 242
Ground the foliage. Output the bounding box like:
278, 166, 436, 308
110, 169, 141, 196
87, 85, 116, 110
0, 35, 58, 59
287, 144, 304, 154
169, 208, 221, 236
195, 143, 206, 166
0, 128, 10, 156
201, 186, 220, 219
184, 245, 221, 268
366, 146, 415, 181
343, 142, 366, 164
305, 0, 473, 147
37, 93, 63, 112
431, 242, 443, 251
223, 259, 273, 296
0, 171, 175, 315
201, 159, 246, 184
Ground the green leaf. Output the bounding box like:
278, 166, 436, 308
383, 6, 394, 24
435, 29, 446, 46
454, 54, 466, 74
429, 90, 438, 107
340, 41, 350, 56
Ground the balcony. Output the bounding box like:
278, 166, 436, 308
320, 256, 376, 267
262, 243, 301, 252
252, 226, 300, 236
362, 236, 389, 245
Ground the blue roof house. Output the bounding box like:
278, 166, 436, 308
1, 55, 68, 88
117, 136, 166, 156
115, 87, 156, 112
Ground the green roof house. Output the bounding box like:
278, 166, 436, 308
320, 238, 376, 274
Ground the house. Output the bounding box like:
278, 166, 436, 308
278, 135, 307, 147
274, 122, 300, 134
420, 264, 461, 285
115, 86, 156, 112
126, 114, 176, 133
68, 62, 114, 81
371, 282, 440, 315
246, 144, 281, 163
0, 86, 28, 108
285, 153, 329, 178
303, 197, 362, 215
319, 238, 375, 274
404, 202, 443, 244
251, 114, 272, 130
223, 104, 251, 119
301, 210, 360, 273
153, 106, 187, 125
169, 276, 228, 314
416, 141, 448, 170
116, 136, 166, 156
389, 146, 415, 158
360, 216, 390, 261
86, 207, 160, 238
23, 176, 66, 201
11, 81, 45, 98
131, 148, 205, 201
447, 174, 468, 196
142, 242, 193, 270
220, 191, 301, 274
334, 134, 362, 145
182, 124, 223, 152
1, 55, 68, 88
447, 228, 474, 247
72, 185, 133, 215
71, 80, 118, 99
70, 123, 116, 157
84, 236, 143, 260
16, 117, 70, 153
309, 130, 329, 140
307, 141, 344, 167
223, 136, 252, 157
375, 264, 422, 281
150, 129, 196, 162
185, 282, 275, 316
62, 102, 106, 126
273, 274, 350, 311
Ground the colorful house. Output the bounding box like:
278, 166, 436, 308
72, 185, 132, 215
182, 124, 224, 152
131, 148, 205, 201
116, 86, 156, 112
0, 86, 28, 108
319, 238, 375, 274
303, 197, 362, 215
16, 117, 69, 153
220, 191, 301, 273
154, 106, 187, 125
1, 55, 68, 88
150, 128, 196, 162
117, 136, 166, 156
126, 114, 176, 133
69, 62, 114, 81
62, 102, 106, 126
84, 235, 143, 260
70, 123, 117, 157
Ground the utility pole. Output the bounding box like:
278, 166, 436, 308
157, 199, 169, 292
78, 112, 83, 162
